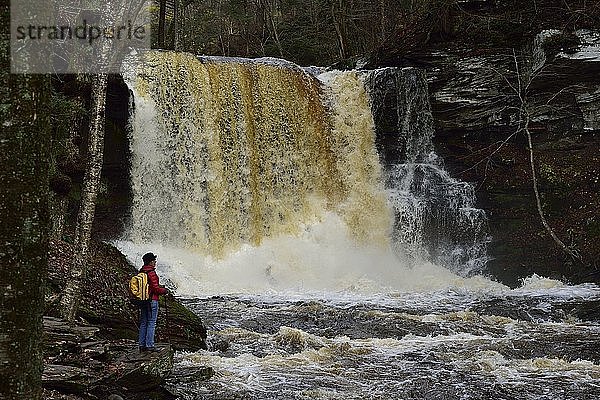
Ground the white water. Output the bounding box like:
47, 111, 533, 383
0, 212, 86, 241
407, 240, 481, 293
122, 52, 489, 279
119, 52, 600, 399
165, 278, 600, 400
364, 68, 490, 274
115, 215, 498, 299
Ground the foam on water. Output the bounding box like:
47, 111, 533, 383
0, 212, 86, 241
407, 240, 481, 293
170, 320, 600, 399
115, 210, 504, 300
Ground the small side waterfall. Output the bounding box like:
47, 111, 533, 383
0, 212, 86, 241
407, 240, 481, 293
122, 51, 489, 279
364, 68, 490, 275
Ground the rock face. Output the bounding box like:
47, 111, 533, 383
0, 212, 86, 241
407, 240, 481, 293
47, 239, 208, 351
427, 30, 600, 136
423, 29, 600, 285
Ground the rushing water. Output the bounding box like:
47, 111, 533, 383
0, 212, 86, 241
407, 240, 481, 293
119, 52, 600, 399
113, 239, 600, 400
363, 68, 489, 275
167, 280, 600, 400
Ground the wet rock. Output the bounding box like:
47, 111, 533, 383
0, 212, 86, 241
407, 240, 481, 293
209, 338, 230, 353
44, 316, 100, 340
173, 366, 215, 383
43, 364, 102, 394
112, 343, 174, 391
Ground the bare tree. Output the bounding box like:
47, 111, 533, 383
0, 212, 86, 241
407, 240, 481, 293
257, 0, 284, 57
330, 0, 347, 59
465, 43, 585, 265
158, 0, 167, 48
59, 0, 148, 323
59, 73, 108, 322
511, 48, 583, 264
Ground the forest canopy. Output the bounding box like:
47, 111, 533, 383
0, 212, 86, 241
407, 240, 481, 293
161, 0, 600, 66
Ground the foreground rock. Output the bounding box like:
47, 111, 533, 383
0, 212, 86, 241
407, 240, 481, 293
43, 317, 175, 399
44, 239, 209, 399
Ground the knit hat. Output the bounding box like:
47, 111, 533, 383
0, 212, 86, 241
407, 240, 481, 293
142, 252, 157, 265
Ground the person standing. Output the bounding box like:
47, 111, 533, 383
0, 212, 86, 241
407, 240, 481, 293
138, 252, 168, 352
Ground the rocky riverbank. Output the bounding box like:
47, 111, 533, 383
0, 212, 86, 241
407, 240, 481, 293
43, 239, 208, 399
43, 317, 175, 400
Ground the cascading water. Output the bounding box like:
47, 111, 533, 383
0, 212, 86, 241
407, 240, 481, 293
117, 52, 600, 400
124, 52, 388, 260
364, 68, 490, 275
122, 51, 486, 279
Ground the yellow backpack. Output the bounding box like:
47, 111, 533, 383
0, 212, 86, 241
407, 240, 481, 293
129, 272, 150, 306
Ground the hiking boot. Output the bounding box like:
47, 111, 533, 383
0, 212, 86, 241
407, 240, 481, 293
146, 347, 160, 352
139, 346, 147, 352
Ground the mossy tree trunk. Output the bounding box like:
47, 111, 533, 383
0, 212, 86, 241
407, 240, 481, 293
59, 74, 108, 323
0, 5, 51, 398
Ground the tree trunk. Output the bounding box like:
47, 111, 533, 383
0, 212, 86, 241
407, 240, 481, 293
0, 24, 51, 400
379, 0, 387, 42
258, 0, 284, 58
525, 123, 582, 263
172, 0, 180, 51
331, 1, 347, 59
50, 196, 68, 238
268, 1, 284, 58
158, 0, 167, 48
59, 74, 108, 323
515, 50, 583, 265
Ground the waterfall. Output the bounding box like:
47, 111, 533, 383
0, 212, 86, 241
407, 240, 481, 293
123, 52, 389, 260
364, 68, 490, 275
122, 51, 488, 282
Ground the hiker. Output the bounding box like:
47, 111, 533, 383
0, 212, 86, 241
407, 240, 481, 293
138, 252, 169, 352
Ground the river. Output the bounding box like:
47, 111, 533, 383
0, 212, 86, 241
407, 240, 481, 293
168, 279, 600, 400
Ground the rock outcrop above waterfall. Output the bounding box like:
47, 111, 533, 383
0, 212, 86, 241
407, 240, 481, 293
426, 30, 600, 136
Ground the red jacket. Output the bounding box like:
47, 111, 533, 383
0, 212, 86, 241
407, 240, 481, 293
140, 264, 168, 300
